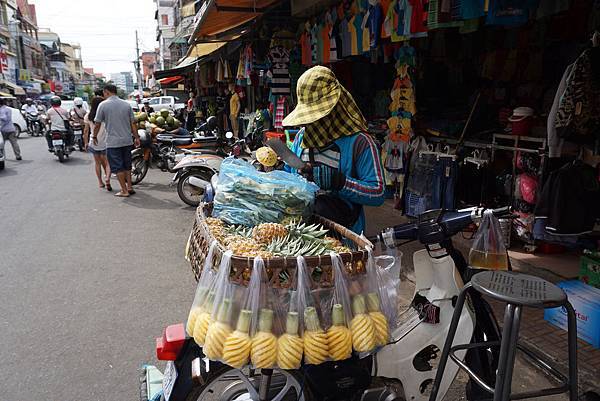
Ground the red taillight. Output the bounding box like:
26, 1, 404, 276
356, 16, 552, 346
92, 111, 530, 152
233, 145, 241, 156
156, 323, 186, 361
52, 133, 62, 139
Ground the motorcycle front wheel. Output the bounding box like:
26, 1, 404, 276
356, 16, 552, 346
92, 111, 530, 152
177, 170, 212, 207
131, 155, 148, 185
185, 365, 309, 401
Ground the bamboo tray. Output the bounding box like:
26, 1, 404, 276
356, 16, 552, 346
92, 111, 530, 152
188, 203, 373, 288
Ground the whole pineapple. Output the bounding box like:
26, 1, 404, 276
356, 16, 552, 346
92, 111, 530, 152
252, 223, 288, 244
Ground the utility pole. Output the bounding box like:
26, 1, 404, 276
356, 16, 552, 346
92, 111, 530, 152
134, 30, 143, 91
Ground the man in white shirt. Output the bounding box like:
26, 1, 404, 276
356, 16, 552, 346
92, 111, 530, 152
21, 98, 37, 134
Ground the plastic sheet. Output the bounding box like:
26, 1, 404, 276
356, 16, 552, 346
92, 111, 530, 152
213, 157, 318, 226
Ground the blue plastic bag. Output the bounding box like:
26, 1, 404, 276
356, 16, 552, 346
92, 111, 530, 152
213, 157, 318, 226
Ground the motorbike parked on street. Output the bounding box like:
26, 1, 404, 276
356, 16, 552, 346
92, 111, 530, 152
144, 207, 522, 401
50, 130, 72, 163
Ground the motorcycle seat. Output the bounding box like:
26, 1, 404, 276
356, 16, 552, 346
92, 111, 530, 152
192, 136, 218, 144
156, 134, 192, 144
172, 137, 193, 146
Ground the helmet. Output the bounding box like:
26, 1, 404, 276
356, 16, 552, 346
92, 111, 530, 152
25, 97, 33, 103
50, 96, 61, 107
256, 146, 278, 167
74, 97, 83, 106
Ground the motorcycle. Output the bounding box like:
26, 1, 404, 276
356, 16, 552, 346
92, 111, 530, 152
144, 206, 518, 401
70, 111, 85, 151
25, 110, 43, 136
170, 132, 251, 207
50, 130, 72, 162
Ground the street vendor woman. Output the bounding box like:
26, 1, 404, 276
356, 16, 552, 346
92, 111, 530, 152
283, 66, 385, 234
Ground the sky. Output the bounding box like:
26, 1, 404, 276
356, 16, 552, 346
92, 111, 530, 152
31, 0, 158, 79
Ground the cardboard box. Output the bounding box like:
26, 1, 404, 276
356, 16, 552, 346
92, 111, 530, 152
544, 281, 600, 349
580, 255, 600, 289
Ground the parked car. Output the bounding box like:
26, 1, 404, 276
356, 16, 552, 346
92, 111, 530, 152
126, 100, 140, 112
10, 107, 27, 138
147, 96, 185, 112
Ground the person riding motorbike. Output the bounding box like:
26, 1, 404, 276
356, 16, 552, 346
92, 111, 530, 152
141, 99, 154, 114
70, 97, 86, 126
21, 98, 38, 133
282, 66, 385, 233
45, 96, 73, 151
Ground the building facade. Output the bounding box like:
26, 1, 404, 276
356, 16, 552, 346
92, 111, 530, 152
140, 50, 158, 87
39, 28, 70, 95
110, 71, 134, 94
168, 0, 197, 64
154, 0, 176, 69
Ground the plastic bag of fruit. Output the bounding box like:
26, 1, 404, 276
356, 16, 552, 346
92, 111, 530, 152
213, 157, 318, 226
277, 271, 304, 369
324, 252, 354, 361
296, 256, 330, 365
365, 249, 395, 346
187, 241, 218, 340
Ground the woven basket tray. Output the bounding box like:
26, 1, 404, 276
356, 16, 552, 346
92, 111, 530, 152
188, 203, 373, 288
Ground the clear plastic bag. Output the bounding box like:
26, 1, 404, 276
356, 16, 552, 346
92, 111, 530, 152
365, 249, 394, 347
277, 279, 304, 370
297, 256, 329, 365
213, 157, 319, 226
468, 210, 509, 270
326, 253, 353, 361
203, 251, 235, 360
187, 241, 218, 338
248, 258, 282, 369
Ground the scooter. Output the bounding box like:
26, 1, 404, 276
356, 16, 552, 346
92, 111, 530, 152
143, 207, 518, 401
71, 121, 85, 152
50, 130, 72, 163
25, 110, 43, 136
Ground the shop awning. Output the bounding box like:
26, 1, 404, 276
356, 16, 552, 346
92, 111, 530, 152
155, 41, 228, 79
0, 91, 15, 98
1, 80, 26, 95
158, 76, 185, 87
188, 0, 280, 44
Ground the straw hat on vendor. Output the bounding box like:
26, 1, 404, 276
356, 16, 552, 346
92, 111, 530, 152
282, 66, 385, 233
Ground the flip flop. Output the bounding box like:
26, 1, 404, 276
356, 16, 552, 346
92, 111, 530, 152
99, 183, 105, 188
106, 183, 113, 192
114, 192, 129, 197
128, 189, 136, 195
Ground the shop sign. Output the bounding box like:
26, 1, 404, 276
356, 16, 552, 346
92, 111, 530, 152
5, 56, 16, 83
0, 46, 7, 74
18, 69, 31, 83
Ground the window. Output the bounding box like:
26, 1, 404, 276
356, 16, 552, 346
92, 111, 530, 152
149, 98, 160, 105
161, 14, 169, 25
161, 97, 171, 104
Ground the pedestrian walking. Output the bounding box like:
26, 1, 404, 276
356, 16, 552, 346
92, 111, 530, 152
93, 84, 140, 197
84, 96, 111, 191
0, 98, 21, 160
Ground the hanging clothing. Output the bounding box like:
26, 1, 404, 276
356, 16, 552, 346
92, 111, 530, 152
310, 24, 319, 64
547, 63, 574, 157
348, 16, 360, 55
366, 2, 383, 48
555, 48, 600, 144
321, 21, 331, 64
300, 31, 312, 66
274, 96, 289, 129
244, 45, 253, 78
486, 0, 539, 26
268, 46, 291, 96
460, 0, 485, 19
409, 0, 428, 35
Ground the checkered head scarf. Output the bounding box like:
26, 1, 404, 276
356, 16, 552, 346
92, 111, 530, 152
282, 66, 367, 149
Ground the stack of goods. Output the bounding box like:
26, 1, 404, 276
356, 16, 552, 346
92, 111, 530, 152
135, 109, 182, 131
213, 157, 318, 226
185, 248, 398, 370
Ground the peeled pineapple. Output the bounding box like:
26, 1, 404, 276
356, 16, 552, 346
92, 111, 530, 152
350, 295, 376, 353
367, 293, 389, 347
326, 304, 352, 361
303, 307, 329, 365
277, 312, 303, 369
252, 223, 288, 244
192, 292, 215, 345
204, 299, 233, 360
186, 288, 209, 336
251, 309, 277, 369
222, 309, 252, 368
226, 237, 264, 256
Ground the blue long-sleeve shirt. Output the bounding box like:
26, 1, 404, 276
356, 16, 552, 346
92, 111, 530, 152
0, 105, 15, 133
285, 129, 385, 233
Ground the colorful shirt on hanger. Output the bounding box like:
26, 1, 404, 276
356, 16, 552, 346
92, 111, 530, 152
409, 0, 428, 35
321, 21, 331, 63
328, 11, 338, 62
348, 15, 360, 55
274, 96, 289, 129
310, 24, 319, 64
316, 22, 325, 64
486, 0, 539, 26
268, 46, 291, 96
300, 31, 312, 66
460, 0, 485, 19
340, 18, 352, 57
366, 2, 384, 48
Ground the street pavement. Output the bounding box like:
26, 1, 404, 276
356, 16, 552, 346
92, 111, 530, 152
0, 135, 196, 401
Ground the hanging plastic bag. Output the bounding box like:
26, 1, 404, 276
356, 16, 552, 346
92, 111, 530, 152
297, 256, 329, 365
187, 241, 219, 337
468, 210, 509, 270
248, 258, 282, 369
203, 251, 235, 360
277, 276, 304, 370
365, 249, 395, 346
326, 253, 353, 361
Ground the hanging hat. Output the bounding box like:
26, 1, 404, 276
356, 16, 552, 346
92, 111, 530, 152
282, 66, 342, 127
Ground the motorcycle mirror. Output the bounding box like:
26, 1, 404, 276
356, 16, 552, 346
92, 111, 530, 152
225, 131, 234, 139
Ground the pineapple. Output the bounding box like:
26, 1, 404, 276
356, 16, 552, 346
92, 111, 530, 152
303, 307, 329, 365
252, 223, 288, 244
285, 222, 329, 242
204, 299, 233, 360
226, 237, 263, 256
350, 295, 376, 353
366, 293, 389, 347
277, 312, 303, 369
250, 309, 278, 368
326, 304, 352, 361
222, 309, 252, 368
192, 292, 215, 345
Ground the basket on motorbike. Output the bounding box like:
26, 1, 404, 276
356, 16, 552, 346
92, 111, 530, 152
188, 202, 373, 288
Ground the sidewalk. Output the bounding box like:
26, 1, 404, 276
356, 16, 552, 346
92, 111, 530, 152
365, 201, 600, 395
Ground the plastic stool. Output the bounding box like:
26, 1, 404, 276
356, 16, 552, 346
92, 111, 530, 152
429, 270, 578, 401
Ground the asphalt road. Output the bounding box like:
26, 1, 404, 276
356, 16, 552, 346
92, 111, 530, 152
0, 135, 196, 401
